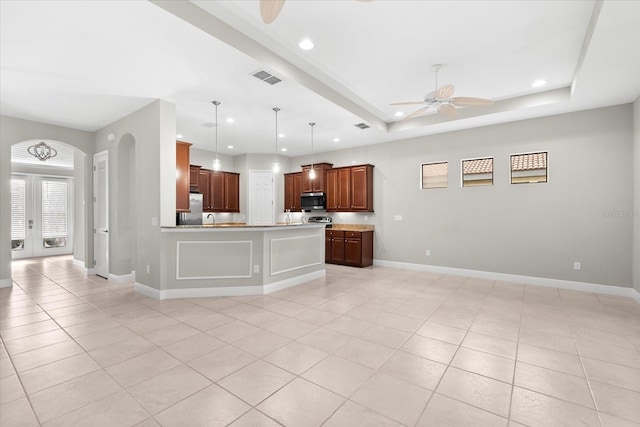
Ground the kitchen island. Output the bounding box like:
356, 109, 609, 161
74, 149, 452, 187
135, 223, 326, 299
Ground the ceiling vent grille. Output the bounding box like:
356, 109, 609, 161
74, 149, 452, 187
201, 122, 217, 128
354, 123, 370, 129
252, 69, 282, 85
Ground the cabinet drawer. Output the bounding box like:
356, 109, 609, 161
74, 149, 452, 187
344, 231, 361, 239
326, 230, 344, 238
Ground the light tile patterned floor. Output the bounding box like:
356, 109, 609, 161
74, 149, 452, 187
1, 255, 639, 427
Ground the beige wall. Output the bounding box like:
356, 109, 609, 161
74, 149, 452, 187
633, 96, 640, 293
93, 99, 176, 283
0, 116, 94, 284
293, 104, 635, 288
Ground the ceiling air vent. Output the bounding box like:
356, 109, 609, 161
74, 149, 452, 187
354, 123, 370, 129
252, 69, 282, 85
201, 122, 217, 128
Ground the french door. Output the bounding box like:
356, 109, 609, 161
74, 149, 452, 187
11, 175, 74, 259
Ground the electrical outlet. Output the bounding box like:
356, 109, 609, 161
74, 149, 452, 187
364, 216, 368, 221
394, 215, 403, 221
573, 261, 581, 271
151, 217, 158, 226
253, 265, 260, 273
146, 265, 150, 274
425, 249, 431, 257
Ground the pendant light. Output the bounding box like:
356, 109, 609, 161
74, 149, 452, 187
308, 122, 316, 180
212, 100, 221, 171
272, 107, 280, 173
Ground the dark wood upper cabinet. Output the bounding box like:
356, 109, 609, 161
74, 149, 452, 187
198, 170, 239, 213
176, 141, 192, 212
224, 172, 240, 212
199, 169, 210, 210
302, 163, 332, 193
326, 164, 374, 212
209, 171, 224, 212
350, 165, 374, 211
284, 172, 303, 211
189, 165, 201, 190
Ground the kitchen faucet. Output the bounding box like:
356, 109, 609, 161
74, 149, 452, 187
206, 213, 215, 225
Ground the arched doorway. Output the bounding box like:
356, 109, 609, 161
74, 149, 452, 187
10, 139, 87, 262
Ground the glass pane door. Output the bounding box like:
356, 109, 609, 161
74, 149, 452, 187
11, 175, 73, 259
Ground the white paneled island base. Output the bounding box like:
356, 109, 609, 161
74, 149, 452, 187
134, 224, 326, 299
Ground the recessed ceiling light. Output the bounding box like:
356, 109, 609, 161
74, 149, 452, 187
227, 145, 234, 149
278, 133, 285, 138
226, 118, 234, 123
298, 38, 314, 50
281, 148, 287, 152
176, 134, 183, 139
394, 111, 404, 117
532, 79, 547, 88
333, 138, 340, 143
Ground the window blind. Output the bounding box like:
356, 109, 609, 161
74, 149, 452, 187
41, 179, 68, 239
11, 178, 26, 240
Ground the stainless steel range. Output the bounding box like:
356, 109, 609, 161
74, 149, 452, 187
307, 216, 332, 227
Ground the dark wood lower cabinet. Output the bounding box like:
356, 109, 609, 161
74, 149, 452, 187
325, 230, 373, 267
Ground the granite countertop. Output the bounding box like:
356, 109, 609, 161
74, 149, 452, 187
330, 224, 375, 232
163, 222, 324, 230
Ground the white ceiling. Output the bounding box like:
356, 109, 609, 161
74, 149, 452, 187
1, 1, 638, 157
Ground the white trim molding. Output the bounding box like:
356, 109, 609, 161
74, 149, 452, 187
134, 270, 325, 300
374, 259, 639, 301
73, 258, 95, 276
0, 278, 13, 288
109, 272, 135, 283
176, 240, 252, 280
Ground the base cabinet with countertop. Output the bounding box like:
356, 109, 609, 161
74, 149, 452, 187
325, 228, 373, 267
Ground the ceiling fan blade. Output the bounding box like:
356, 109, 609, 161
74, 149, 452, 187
403, 106, 431, 120
260, 0, 285, 24
390, 101, 424, 106
438, 104, 458, 120
436, 84, 455, 99
451, 97, 494, 107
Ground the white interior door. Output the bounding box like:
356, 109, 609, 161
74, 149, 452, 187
11, 175, 74, 260
93, 151, 109, 278
249, 171, 274, 225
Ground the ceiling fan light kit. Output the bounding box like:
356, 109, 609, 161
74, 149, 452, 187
391, 64, 494, 121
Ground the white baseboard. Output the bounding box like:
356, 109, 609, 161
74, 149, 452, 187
264, 270, 326, 294
0, 278, 13, 288
109, 272, 135, 283
73, 258, 95, 276
374, 259, 639, 301
134, 270, 326, 300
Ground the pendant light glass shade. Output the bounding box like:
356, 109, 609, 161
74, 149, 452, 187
272, 107, 280, 173
212, 100, 221, 171
309, 122, 316, 180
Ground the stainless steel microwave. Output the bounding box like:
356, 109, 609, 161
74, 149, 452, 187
301, 192, 326, 211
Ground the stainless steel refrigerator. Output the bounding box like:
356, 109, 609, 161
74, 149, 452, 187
176, 193, 203, 225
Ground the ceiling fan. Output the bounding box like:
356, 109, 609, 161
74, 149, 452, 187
260, 0, 372, 24
391, 64, 494, 120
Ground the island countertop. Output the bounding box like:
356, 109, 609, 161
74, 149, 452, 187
161, 223, 325, 232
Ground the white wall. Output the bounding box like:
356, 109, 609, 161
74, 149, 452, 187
0, 116, 94, 284
293, 104, 635, 288
633, 96, 640, 293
